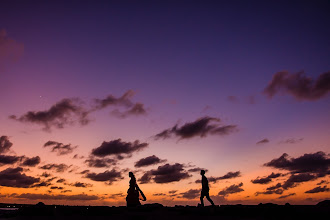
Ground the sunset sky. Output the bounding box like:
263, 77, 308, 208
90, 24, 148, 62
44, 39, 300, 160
0, 0, 329, 206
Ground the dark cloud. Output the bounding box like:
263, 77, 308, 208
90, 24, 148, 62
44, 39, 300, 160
169, 190, 177, 194
305, 185, 330, 194
43, 141, 77, 156
93, 90, 135, 110
9, 98, 90, 131
251, 172, 282, 184
153, 193, 166, 196
0, 167, 40, 188
13, 193, 99, 201
188, 167, 208, 173
50, 186, 64, 190
179, 189, 200, 199
196, 171, 241, 184
73, 154, 84, 159
150, 163, 190, 184
56, 178, 66, 183
111, 103, 147, 118
21, 156, 41, 167
279, 138, 304, 144
282, 173, 317, 189
255, 189, 284, 196
108, 193, 125, 199
134, 155, 166, 168
263, 71, 330, 101
84, 169, 123, 184
85, 157, 117, 168
41, 172, 52, 178
218, 183, 244, 196
154, 116, 238, 140
61, 190, 72, 193
0, 136, 13, 154
79, 170, 90, 175
69, 182, 93, 188
0, 155, 22, 166
39, 163, 70, 173
316, 180, 329, 185
256, 139, 269, 145
278, 193, 296, 199
266, 183, 282, 191
91, 139, 148, 158
138, 172, 152, 184
31, 181, 51, 188
264, 151, 330, 176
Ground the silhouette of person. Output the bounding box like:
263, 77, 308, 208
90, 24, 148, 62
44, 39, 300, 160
126, 172, 146, 207
200, 170, 215, 207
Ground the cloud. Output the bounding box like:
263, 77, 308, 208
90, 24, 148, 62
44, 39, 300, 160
278, 193, 296, 199
69, 182, 93, 188
264, 151, 330, 176
0, 29, 24, 64
50, 186, 64, 190
134, 155, 166, 168
255, 189, 284, 196
93, 90, 135, 110
21, 156, 41, 167
0, 155, 22, 166
73, 154, 84, 159
196, 171, 241, 184
178, 189, 200, 199
56, 178, 66, 183
61, 190, 72, 193
263, 71, 330, 101
282, 173, 317, 189
41, 172, 52, 178
91, 139, 148, 158
85, 157, 117, 168
218, 183, 244, 196
138, 172, 152, 184
317, 180, 329, 185
305, 185, 330, 194
0, 167, 40, 188
9, 98, 90, 131
31, 181, 51, 188
251, 172, 282, 184
279, 138, 304, 144
108, 193, 125, 199
256, 139, 269, 145
0, 136, 13, 154
84, 169, 123, 184
154, 116, 238, 140
188, 167, 208, 173
43, 141, 77, 156
13, 193, 99, 201
111, 103, 148, 118
39, 163, 70, 173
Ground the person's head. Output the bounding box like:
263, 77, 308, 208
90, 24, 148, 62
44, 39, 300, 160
200, 170, 205, 176
129, 172, 134, 178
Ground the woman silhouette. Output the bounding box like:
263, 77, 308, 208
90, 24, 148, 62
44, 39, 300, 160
126, 172, 146, 207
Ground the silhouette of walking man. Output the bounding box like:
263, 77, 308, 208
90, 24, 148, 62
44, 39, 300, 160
200, 170, 215, 207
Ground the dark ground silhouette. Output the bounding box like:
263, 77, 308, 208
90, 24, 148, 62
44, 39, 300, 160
0, 201, 329, 219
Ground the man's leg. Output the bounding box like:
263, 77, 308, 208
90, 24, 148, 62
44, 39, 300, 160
206, 194, 215, 206
200, 192, 205, 207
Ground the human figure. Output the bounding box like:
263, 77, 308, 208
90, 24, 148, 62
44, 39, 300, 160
126, 172, 146, 207
200, 170, 215, 207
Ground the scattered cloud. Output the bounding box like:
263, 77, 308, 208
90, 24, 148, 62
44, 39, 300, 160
251, 172, 282, 184
0, 154, 22, 166
278, 193, 296, 199
56, 178, 66, 183
91, 139, 148, 158
139, 163, 191, 184
282, 173, 317, 189
39, 163, 70, 173
9, 98, 90, 131
73, 154, 84, 159
154, 116, 238, 140
69, 182, 93, 188
21, 156, 41, 167
188, 167, 208, 173
196, 171, 241, 184
178, 189, 200, 199
134, 155, 166, 167
43, 141, 77, 156
305, 185, 330, 194
85, 157, 117, 168
256, 139, 269, 145
255, 188, 284, 196
84, 169, 123, 184
13, 193, 99, 201
264, 151, 330, 176
93, 90, 135, 110
279, 138, 303, 144
218, 183, 244, 196
50, 186, 64, 190
111, 103, 148, 118
108, 193, 125, 199
0, 136, 13, 154
0, 167, 40, 188
263, 71, 330, 101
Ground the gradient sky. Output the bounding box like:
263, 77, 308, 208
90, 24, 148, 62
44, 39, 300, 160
0, 0, 329, 206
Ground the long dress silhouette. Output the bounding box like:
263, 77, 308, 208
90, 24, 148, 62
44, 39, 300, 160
126, 172, 146, 207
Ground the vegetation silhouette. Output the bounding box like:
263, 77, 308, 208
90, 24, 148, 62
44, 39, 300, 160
126, 172, 146, 207
200, 170, 215, 207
